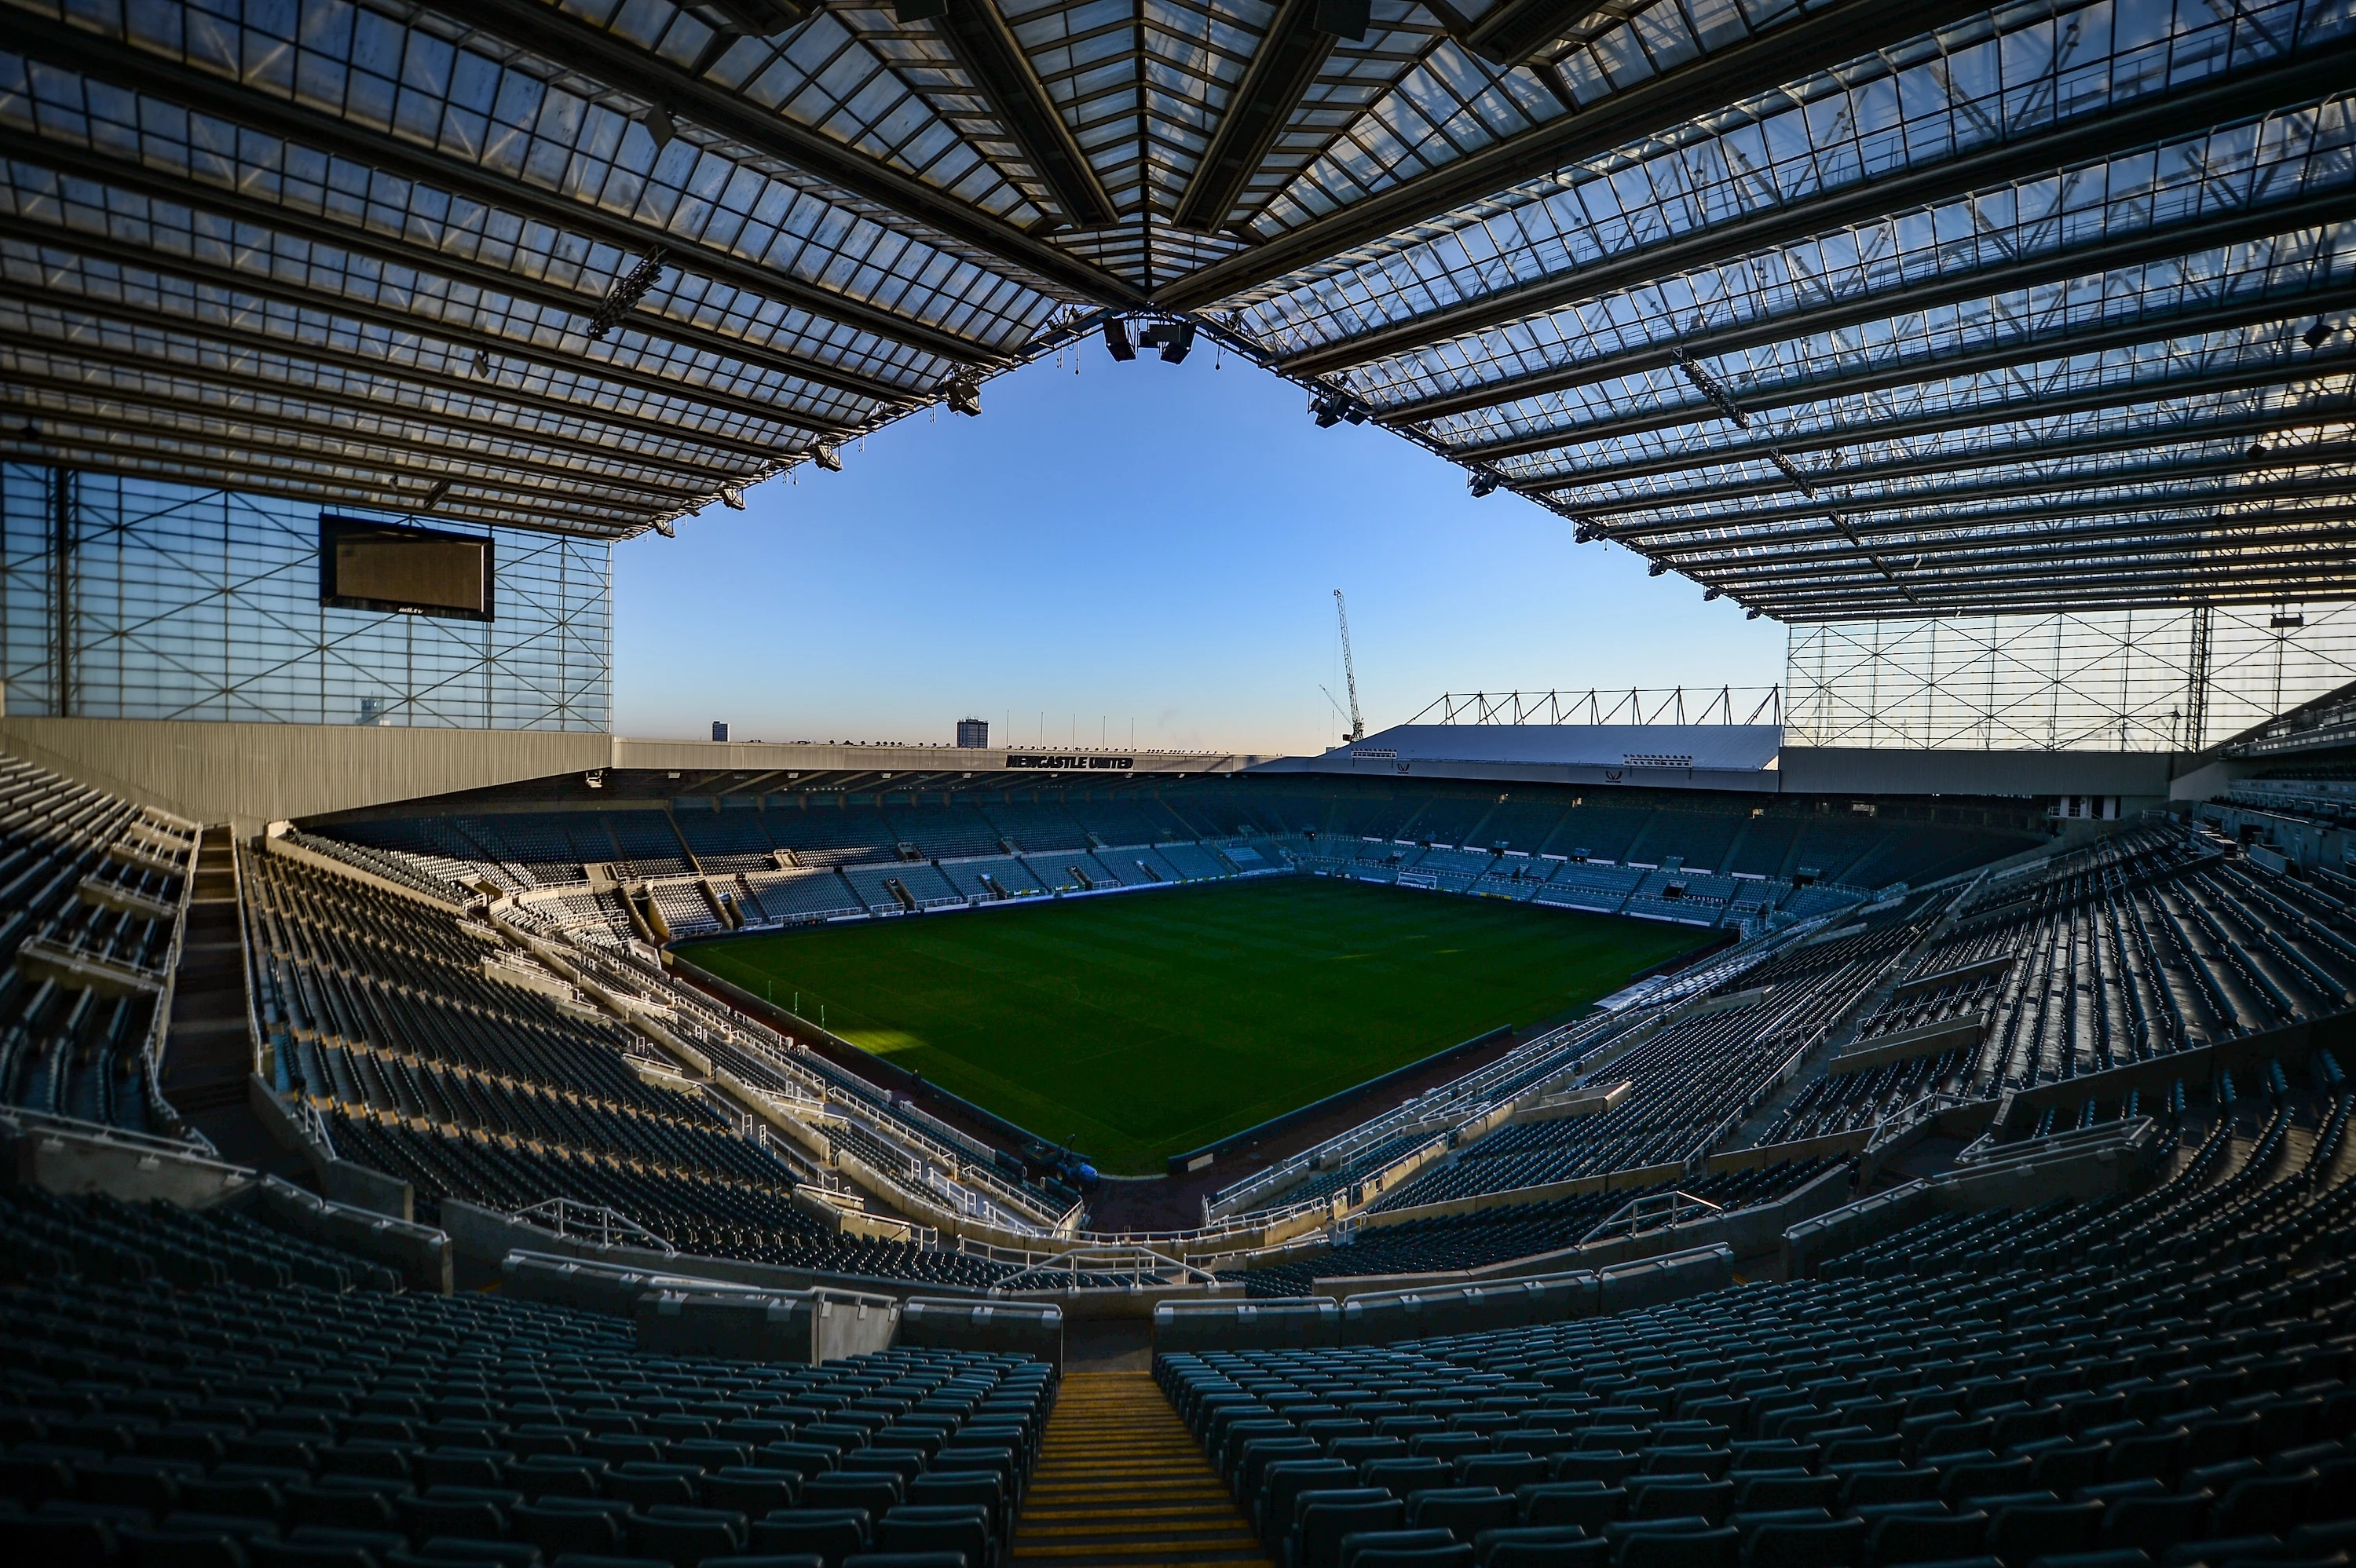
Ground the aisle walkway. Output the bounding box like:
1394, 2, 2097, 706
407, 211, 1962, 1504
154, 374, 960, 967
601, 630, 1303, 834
1010, 1369, 1274, 1566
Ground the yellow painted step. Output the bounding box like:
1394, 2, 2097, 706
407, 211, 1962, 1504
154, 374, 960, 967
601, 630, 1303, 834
1009, 1370, 1275, 1568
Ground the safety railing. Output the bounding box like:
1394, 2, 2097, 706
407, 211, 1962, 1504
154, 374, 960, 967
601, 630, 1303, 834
510, 1196, 676, 1255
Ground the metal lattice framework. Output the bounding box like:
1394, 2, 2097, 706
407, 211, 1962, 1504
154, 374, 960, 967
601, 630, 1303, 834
1409, 685, 1782, 724
0, 463, 611, 727
1785, 602, 2356, 751
2, 0, 2352, 619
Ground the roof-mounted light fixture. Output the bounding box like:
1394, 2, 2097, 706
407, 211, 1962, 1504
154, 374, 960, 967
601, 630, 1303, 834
1673, 348, 1750, 429
2304, 317, 2338, 350
1144, 321, 1196, 364
417, 477, 452, 509
1311, 388, 1365, 427
1103, 318, 1137, 361
1467, 470, 1498, 498
812, 444, 843, 472
588, 248, 668, 342
946, 371, 982, 415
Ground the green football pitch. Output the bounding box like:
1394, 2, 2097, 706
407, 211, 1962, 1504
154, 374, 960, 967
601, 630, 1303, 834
677, 877, 1709, 1175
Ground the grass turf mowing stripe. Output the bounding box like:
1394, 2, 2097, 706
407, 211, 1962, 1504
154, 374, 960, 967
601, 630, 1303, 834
681, 875, 1706, 1174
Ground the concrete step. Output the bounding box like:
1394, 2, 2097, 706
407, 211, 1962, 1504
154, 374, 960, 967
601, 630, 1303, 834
1010, 1370, 1271, 1567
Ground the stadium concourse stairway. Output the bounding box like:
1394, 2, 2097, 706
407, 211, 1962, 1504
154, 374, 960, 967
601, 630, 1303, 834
0, 1183, 1055, 1568
0, 754, 201, 1139
1006, 1372, 1271, 1567
1158, 1074, 2356, 1568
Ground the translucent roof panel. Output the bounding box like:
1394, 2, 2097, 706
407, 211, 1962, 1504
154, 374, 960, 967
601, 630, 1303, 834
2, 0, 2351, 609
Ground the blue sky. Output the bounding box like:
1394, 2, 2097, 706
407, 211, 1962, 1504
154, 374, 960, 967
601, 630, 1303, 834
613, 342, 1783, 755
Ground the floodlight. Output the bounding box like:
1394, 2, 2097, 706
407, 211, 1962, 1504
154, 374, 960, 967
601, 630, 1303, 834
2305, 317, 2335, 349
1747, 609, 1762, 620
1312, 391, 1347, 427
1648, 558, 1668, 576
589, 249, 668, 342
1468, 471, 1498, 498
719, 484, 746, 510
946, 374, 982, 415
813, 444, 843, 471
1314, 0, 1370, 38
1158, 322, 1196, 364
418, 478, 452, 509
642, 105, 676, 151
1703, 586, 1721, 601
1103, 319, 1136, 361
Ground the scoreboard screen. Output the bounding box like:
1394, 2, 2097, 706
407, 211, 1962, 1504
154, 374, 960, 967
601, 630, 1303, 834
320, 517, 494, 622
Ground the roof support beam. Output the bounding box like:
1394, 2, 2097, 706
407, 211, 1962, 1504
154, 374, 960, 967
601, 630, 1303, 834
1279, 38, 2356, 378
0, 365, 701, 506
1461, 1, 1630, 66
2, 135, 919, 408
4, 9, 1000, 364
1726, 535, 2356, 586
0, 426, 646, 535
455, 0, 1141, 303
0, 330, 743, 484
1747, 554, 2356, 603
1462, 283, 2356, 464
1388, 189, 2356, 427
1173, 0, 1340, 235
1573, 407, 2356, 517
1680, 514, 2356, 582
5, 404, 666, 524
1516, 356, 2356, 492
1741, 565, 2356, 620
13, 231, 840, 440
0, 288, 797, 466
1154, 0, 1946, 310
1604, 453, 2356, 543
931, 0, 1118, 228
1765, 578, 2356, 621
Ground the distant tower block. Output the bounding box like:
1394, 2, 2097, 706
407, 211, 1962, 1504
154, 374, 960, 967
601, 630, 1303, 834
957, 717, 989, 748
712, 721, 729, 742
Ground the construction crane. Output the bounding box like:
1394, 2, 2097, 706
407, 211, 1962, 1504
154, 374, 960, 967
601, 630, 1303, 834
1333, 588, 1365, 744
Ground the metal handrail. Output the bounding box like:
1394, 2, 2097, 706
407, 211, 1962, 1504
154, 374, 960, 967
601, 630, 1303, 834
510, 1197, 677, 1255
1579, 1188, 1724, 1246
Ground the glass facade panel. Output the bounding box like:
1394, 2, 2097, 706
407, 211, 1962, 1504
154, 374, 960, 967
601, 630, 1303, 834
1786, 605, 2356, 753
0, 464, 610, 730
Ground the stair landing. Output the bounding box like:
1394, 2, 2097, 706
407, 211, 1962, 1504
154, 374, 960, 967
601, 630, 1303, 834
1011, 1369, 1273, 1567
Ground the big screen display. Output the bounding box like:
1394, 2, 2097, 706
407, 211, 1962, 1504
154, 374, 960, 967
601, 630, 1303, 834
319, 517, 494, 622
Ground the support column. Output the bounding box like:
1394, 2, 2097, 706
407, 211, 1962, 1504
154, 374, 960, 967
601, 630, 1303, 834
2184, 603, 2212, 751
47, 464, 75, 718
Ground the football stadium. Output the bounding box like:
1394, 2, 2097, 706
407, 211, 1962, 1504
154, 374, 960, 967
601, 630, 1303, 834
5, 2, 2356, 1566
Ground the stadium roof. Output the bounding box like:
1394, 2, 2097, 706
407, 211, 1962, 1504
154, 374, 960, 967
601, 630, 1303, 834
3, 0, 2352, 620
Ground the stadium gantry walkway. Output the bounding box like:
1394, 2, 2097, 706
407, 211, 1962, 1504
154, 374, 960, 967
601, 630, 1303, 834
1012, 1369, 1274, 1567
